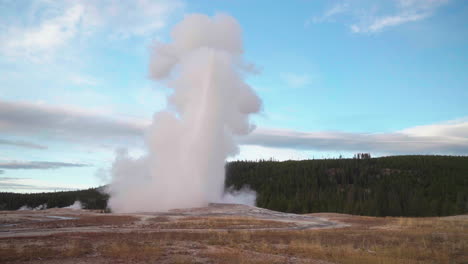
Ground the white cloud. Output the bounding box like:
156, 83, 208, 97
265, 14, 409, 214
80, 0, 184, 38
0, 176, 84, 192
324, 3, 349, 18
0, 0, 184, 60
351, 13, 428, 33
0, 139, 47, 149
0, 99, 148, 144
401, 118, 468, 138
310, 0, 449, 33
351, 0, 448, 33
1, 4, 84, 60
68, 74, 98, 86
306, 2, 349, 26
280, 72, 312, 88
2, 99, 467, 156
232, 145, 312, 161
0, 161, 88, 170
241, 119, 468, 155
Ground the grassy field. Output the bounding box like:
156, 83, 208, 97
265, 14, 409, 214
0, 212, 466, 263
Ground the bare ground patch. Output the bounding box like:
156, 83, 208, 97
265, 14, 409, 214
0, 205, 466, 263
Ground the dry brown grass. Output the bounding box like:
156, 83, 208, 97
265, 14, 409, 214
228, 216, 467, 264
202, 249, 282, 264
21, 215, 138, 229
147, 216, 296, 229
148, 216, 171, 223
0, 214, 466, 263
169, 255, 195, 264
0, 239, 92, 262
99, 241, 163, 260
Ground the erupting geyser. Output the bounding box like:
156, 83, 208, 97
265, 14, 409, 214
108, 14, 261, 212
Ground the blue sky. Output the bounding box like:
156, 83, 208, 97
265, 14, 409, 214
0, 0, 467, 192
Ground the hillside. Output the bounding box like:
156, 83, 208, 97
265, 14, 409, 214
1, 155, 467, 217
0, 188, 108, 211
226, 155, 468, 217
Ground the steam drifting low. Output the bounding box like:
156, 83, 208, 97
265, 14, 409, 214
108, 14, 261, 212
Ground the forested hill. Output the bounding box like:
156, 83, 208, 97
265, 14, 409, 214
0, 188, 108, 211
226, 155, 468, 217
1, 155, 467, 217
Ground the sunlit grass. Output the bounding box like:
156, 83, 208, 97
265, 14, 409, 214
0, 214, 466, 263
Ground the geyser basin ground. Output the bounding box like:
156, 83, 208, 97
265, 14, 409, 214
0, 204, 343, 238
1, 205, 467, 263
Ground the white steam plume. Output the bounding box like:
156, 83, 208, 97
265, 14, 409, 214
64, 200, 83, 210
222, 186, 257, 206
108, 14, 261, 212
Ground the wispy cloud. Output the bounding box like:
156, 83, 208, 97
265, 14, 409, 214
306, 3, 349, 26
0, 99, 148, 143
0, 0, 184, 60
0, 161, 89, 170
0, 177, 79, 192
0, 4, 84, 60
0, 177, 30, 181
351, 13, 424, 33
90, 0, 185, 38
68, 74, 99, 87
2, 99, 467, 155
280, 73, 312, 88
351, 0, 449, 33
240, 118, 468, 155
309, 0, 450, 33
0, 139, 47, 149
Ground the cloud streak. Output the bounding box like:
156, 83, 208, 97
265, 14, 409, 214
0, 176, 86, 192
310, 0, 449, 33
0, 179, 78, 192
0, 0, 184, 60
280, 73, 312, 88
0, 138, 47, 149
2, 99, 467, 156
242, 119, 468, 155
351, 0, 449, 33
0, 161, 89, 170
306, 3, 348, 26
0, 99, 147, 142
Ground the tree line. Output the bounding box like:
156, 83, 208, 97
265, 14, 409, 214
1, 155, 466, 217
0, 187, 108, 211
225, 155, 468, 217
